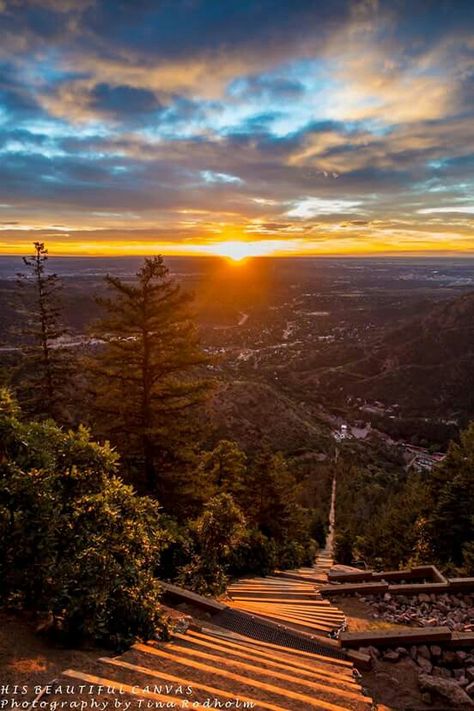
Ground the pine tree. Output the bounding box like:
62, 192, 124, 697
198, 439, 247, 501
177, 493, 245, 595
15, 242, 70, 420
89, 256, 212, 499
245, 450, 297, 541
426, 422, 474, 566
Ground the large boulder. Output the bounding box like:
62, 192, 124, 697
418, 674, 474, 706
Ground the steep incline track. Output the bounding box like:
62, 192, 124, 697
52, 627, 372, 710
34, 477, 374, 710
226, 476, 346, 636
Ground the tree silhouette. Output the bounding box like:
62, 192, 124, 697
90, 255, 212, 498
15, 242, 70, 420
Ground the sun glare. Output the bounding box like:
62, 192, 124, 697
220, 241, 253, 261
204, 240, 277, 261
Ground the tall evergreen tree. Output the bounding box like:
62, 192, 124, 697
245, 450, 298, 540
426, 422, 474, 566
15, 242, 70, 420
89, 256, 211, 499
198, 439, 247, 501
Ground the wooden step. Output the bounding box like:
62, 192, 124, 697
132, 641, 372, 710
340, 626, 452, 648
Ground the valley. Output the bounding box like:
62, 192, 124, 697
2, 255, 473, 455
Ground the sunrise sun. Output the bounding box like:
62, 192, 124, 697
204, 240, 277, 261
221, 241, 252, 261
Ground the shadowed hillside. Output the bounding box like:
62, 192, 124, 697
317, 292, 474, 418
211, 380, 332, 454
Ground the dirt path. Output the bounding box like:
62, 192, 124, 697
0, 611, 106, 701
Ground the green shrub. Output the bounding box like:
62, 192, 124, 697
156, 517, 193, 581
334, 529, 354, 565
277, 538, 318, 570
177, 493, 245, 596
310, 512, 328, 548
0, 394, 168, 649
228, 529, 278, 577
462, 541, 474, 575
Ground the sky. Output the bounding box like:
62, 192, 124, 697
0, 0, 473, 257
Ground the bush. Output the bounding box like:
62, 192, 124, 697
0, 393, 168, 649
310, 512, 328, 548
156, 517, 194, 581
277, 538, 318, 570
334, 529, 354, 565
228, 529, 278, 577
462, 541, 474, 575
177, 493, 245, 595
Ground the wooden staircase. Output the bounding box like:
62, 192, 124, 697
43, 551, 368, 711
52, 626, 372, 710
226, 551, 346, 636
35, 477, 374, 709
226, 478, 347, 640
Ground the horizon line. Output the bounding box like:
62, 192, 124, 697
1, 250, 474, 259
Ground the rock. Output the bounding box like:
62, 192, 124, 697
433, 666, 452, 679
383, 650, 400, 662
172, 615, 191, 633
467, 667, 474, 683
359, 645, 380, 660
417, 644, 431, 660
442, 650, 458, 665
430, 645, 442, 657
395, 646, 408, 656
417, 656, 433, 674
383, 592, 392, 602
418, 674, 474, 706
368, 645, 381, 659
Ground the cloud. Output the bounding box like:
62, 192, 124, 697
0, 0, 472, 254
286, 197, 363, 218
89, 83, 162, 118
201, 170, 243, 185
418, 206, 474, 215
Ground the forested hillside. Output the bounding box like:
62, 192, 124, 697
317, 292, 474, 420
335, 423, 474, 574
